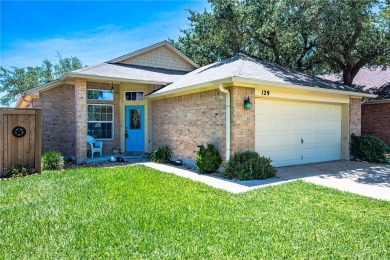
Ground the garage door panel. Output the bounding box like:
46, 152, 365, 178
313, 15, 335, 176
255, 98, 342, 167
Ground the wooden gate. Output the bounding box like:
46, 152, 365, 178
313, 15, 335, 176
0, 108, 42, 176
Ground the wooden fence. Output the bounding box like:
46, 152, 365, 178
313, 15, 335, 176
0, 108, 42, 176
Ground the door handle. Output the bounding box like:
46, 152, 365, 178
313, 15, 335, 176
125, 129, 128, 138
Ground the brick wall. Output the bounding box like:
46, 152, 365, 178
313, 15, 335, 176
362, 102, 390, 145
152, 89, 226, 161
87, 82, 121, 154
122, 46, 194, 71
75, 79, 87, 163
349, 98, 362, 136
229, 86, 255, 154
35, 84, 76, 157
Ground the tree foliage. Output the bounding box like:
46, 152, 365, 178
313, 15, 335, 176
0, 54, 84, 106
172, 0, 390, 85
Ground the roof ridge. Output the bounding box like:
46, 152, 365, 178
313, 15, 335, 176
73, 62, 107, 73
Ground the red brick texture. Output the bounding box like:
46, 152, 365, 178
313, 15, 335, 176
349, 98, 362, 136
152, 89, 226, 161
86, 82, 121, 155
229, 86, 255, 154
34, 84, 76, 157
362, 102, 390, 145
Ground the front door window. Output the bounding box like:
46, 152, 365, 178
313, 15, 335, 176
130, 109, 141, 129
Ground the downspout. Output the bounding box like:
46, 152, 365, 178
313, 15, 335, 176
218, 84, 231, 161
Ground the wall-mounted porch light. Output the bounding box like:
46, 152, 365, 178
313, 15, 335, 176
244, 96, 252, 110
110, 82, 114, 93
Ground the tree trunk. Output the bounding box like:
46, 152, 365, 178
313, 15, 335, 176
343, 65, 361, 86
343, 70, 353, 86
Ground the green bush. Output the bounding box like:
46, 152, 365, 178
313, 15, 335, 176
2, 164, 35, 178
195, 144, 222, 173
42, 151, 65, 170
222, 151, 277, 180
149, 146, 171, 163
351, 134, 389, 163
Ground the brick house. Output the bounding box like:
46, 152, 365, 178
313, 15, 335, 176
16, 41, 375, 167
322, 68, 390, 146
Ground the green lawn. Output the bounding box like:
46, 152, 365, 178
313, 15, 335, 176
1, 165, 389, 259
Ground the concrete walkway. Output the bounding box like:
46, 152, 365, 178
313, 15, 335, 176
142, 161, 390, 201
142, 162, 288, 194
277, 161, 390, 201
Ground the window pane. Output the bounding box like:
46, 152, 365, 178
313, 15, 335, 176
88, 122, 113, 139
87, 104, 114, 139
87, 89, 114, 101
125, 91, 144, 101
130, 109, 141, 129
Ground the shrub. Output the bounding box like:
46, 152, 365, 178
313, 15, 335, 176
42, 151, 65, 170
150, 146, 171, 163
222, 151, 277, 180
195, 144, 222, 173
351, 134, 389, 163
2, 164, 35, 178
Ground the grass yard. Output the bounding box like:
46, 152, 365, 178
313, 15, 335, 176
1, 165, 389, 259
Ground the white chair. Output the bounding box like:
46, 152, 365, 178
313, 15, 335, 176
87, 135, 103, 158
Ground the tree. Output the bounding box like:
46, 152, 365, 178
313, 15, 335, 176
172, 0, 390, 85
0, 55, 84, 106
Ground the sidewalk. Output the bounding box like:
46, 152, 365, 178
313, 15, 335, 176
142, 162, 290, 194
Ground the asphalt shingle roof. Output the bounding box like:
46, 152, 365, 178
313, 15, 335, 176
72, 62, 188, 83
151, 54, 363, 96
321, 67, 390, 90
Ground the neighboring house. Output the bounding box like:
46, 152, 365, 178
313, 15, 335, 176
322, 68, 390, 146
16, 41, 374, 167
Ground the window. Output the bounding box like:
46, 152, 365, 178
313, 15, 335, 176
87, 104, 114, 139
130, 109, 142, 129
87, 89, 114, 101
125, 91, 143, 101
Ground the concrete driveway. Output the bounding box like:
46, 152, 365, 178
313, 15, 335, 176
277, 160, 390, 201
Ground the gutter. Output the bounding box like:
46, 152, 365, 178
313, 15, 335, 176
218, 84, 231, 161
231, 77, 378, 99
147, 76, 377, 100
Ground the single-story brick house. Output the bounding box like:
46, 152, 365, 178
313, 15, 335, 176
16, 41, 375, 167
322, 68, 390, 146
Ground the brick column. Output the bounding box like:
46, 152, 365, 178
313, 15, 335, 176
349, 97, 362, 136
74, 78, 87, 164
229, 86, 255, 155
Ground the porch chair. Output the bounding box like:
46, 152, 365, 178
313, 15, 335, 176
87, 135, 103, 158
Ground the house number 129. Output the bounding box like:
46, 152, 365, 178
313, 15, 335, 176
261, 90, 270, 96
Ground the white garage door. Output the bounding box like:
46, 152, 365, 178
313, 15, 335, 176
255, 98, 342, 167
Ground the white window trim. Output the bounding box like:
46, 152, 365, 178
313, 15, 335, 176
87, 104, 114, 140
124, 91, 144, 101
87, 89, 114, 101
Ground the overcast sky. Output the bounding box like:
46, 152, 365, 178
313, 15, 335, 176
0, 0, 210, 69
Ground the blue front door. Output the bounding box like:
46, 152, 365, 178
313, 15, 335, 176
125, 106, 145, 152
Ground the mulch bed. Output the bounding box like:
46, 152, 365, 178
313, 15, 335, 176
64, 160, 138, 169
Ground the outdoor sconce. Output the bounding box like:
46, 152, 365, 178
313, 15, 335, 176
110, 82, 114, 93
244, 96, 252, 110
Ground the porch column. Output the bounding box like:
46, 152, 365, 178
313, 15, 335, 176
349, 97, 362, 136
75, 78, 87, 164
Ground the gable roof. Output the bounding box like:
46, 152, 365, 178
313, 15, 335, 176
149, 54, 373, 98
107, 40, 199, 70
21, 41, 196, 97
320, 67, 390, 91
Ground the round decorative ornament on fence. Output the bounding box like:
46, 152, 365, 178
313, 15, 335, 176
12, 126, 26, 138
